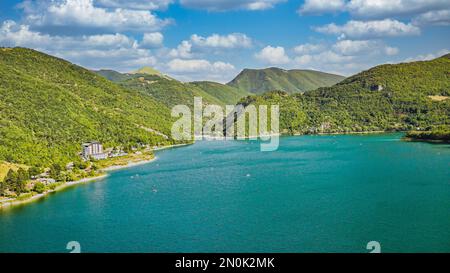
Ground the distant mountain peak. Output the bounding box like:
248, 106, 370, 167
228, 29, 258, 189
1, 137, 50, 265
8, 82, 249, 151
130, 66, 173, 80
227, 67, 345, 94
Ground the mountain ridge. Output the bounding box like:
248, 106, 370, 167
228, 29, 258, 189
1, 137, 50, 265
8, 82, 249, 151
227, 67, 345, 94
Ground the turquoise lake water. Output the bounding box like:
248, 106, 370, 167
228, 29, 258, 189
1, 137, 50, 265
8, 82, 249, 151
1, 134, 449, 253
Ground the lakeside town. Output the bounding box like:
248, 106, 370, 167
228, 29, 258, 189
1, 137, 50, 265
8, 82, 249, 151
0, 141, 178, 208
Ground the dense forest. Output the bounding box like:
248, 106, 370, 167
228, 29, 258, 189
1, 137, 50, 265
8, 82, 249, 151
239, 54, 450, 134
0, 48, 180, 168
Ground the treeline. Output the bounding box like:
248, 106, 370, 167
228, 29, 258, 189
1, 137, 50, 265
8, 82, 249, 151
405, 126, 450, 142
0, 167, 41, 196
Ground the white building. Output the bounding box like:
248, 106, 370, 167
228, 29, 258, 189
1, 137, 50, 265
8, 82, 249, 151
82, 141, 107, 160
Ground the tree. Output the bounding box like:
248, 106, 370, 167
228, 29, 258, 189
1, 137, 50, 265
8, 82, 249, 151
0, 181, 6, 196
49, 163, 62, 178
28, 166, 43, 178
33, 182, 46, 194
4, 169, 18, 190
14, 168, 29, 195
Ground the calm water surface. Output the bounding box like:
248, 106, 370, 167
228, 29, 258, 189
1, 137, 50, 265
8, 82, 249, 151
1, 134, 449, 253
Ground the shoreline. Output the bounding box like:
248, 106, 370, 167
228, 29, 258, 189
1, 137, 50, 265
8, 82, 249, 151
101, 157, 157, 172
0, 142, 192, 210
0, 174, 108, 209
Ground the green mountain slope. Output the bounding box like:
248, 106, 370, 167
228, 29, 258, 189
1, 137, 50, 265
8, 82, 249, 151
130, 66, 174, 80
95, 70, 247, 107
93, 69, 132, 82
118, 75, 225, 108
227, 67, 345, 94
240, 55, 450, 134
0, 48, 177, 167
188, 81, 250, 105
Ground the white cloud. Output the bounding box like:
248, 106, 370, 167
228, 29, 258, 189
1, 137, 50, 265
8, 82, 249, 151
169, 40, 193, 58
179, 0, 286, 11
384, 46, 399, 56
315, 19, 420, 39
412, 9, 450, 26
166, 58, 234, 72
333, 39, 399, 56
299, 0, 346, 15
332, 39, 374, 55
347, 0, 450, 19
255, 46, 290, 65
293, 49, 369, 75
21, 0, 171, 32
190, 33, 252, 48
298, 0, 450, 19
96, 0, 173, 10
296, 50, 354, 65
293, 43, 325, 54
165, 58, 236, 82
292, 38, 400, 75
141, 32, 164, 48
0, 20, 157, 71
168, 33, 252, 60
403, 49, 450, 62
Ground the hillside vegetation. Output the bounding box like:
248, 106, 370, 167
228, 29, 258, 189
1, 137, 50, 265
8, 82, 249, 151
0, 47, 178, 167
405, 125, 450, 143
228, 67, 345, 94
95, 69, 249, 107
189, 81, 250, 105
240, 55, 450, 134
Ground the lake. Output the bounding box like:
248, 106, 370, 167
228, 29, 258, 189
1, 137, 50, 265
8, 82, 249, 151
1, 134, 449, 253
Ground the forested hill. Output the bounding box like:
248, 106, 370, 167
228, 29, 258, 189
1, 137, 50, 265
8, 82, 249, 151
188, 81, 251, 105
0, 47, 178, 167
240, 55, 450, 134
95, 69, 249, 107
227, 67, 345, 94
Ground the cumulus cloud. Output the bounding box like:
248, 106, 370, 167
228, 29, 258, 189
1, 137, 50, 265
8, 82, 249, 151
179, 0, 286, 11
141, 32, 164, 48
298, 0, 450, 19
293, 43, 326, 54
166, 58, 234, 72
168, 33, 252, 60
0, 20, 157, 71
96, 0, 173, 10
255, 46, 290, 65
347, 0, 450, 19
21, 0, 171, 32
403, 49, 450, 62
190, 33, 252, 48
169, 40, 193, 58
332, 39, 398, 56
314, 19, 420, 39
165, 58, 236, 82
299, 0, 346, 15
292, 38, 400, 75
412, 9, 450, 26
332, 39, 375, 55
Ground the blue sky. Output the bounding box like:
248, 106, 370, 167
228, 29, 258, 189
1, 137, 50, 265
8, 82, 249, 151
0, 0, 449, 82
